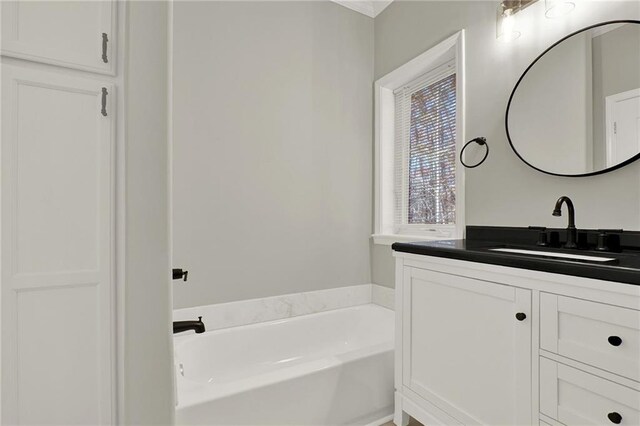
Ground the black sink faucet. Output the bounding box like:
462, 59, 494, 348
552, 196, 577, 249
173, 317, 205, 334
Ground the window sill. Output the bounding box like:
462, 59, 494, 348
372, 234, 454, 246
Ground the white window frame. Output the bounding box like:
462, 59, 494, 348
373, 30, 465, 246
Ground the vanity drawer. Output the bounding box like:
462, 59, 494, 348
540, 293, 640, 381
540, 357, 640, 425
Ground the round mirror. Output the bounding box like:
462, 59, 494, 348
506, 20, 640, 177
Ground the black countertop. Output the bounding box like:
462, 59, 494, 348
391, 226, 640, 286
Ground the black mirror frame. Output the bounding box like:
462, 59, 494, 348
505, 19, 640, 178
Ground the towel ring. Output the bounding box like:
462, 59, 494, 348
460, 137, 489, 168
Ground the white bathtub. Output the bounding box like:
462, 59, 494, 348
174, 304, 394, 426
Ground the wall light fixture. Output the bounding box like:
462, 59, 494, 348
497, 6, 521, 42
497, 0, 536, 42
496, 0, 576, 42
545, 0, 576, 18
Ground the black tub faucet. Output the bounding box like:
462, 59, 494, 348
552, 196, 577, 249
173, 316, 205, 334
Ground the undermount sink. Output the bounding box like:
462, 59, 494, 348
489, 248, 618, 263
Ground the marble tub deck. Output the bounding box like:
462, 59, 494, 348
173, 283, 394, 332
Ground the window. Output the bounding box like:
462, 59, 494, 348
374, 32, 464, 244
395, 65, 457, 231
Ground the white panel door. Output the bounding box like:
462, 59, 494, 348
1, 65, 115, 425
403, 267, 532, 425
606, 88, 640, 166
1, 0, 116, 74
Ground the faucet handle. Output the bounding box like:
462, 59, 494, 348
536, 231, 549, 247
595, 232, 610, 252
596, 230, 622, 252
172, 268, 189, 281
198, 316, 202, 323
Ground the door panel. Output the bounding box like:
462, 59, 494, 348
1, 1, 116, 74
17, 286, 101, 425
15, 82, 100, 275
1, 65, 115, 425
606, 88, 640, 166
403, 267, 532, 425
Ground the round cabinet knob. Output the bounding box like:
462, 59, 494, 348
515, 312, 527, 321
608, 412, 622, 424
608, 336, 623, 347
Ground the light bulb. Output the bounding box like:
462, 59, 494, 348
497, 9, 521, 42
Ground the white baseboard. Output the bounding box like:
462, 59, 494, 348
365, 413, 394, 426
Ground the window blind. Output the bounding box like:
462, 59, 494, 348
394, 62, 457, 229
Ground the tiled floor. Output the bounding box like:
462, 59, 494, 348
380, 417, 423, 426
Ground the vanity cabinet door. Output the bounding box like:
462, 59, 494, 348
402, 267, 532, 425
1, 0, 116, 74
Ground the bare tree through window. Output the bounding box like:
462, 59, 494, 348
407, 74, 456, 224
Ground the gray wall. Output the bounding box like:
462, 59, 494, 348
372, 0, 640, 287
125, 2, 174, 424
172, 1, 374, 308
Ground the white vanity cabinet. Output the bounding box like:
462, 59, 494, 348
1, 0, 117, 74
394, 252, 640, 426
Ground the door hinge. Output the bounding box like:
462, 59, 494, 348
614, 122, 617, 135
101, 87, 108, 117
102, 33, 109, 63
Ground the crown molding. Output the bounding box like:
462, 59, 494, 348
330, 0, 394, 18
